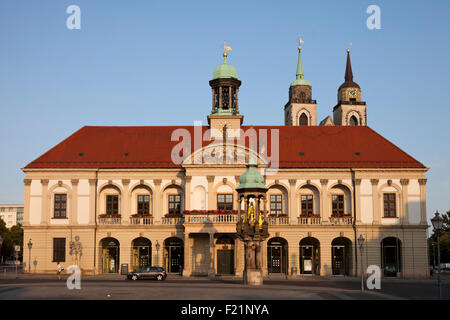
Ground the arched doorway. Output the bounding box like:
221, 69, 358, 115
267, 237, 288, 274
331, 237, 352, 276
299, 237, 320, 275
131, 237, 152, 271
381, 237, 402, 277
164, 237, 184, 273
101, 238, 120, 274
216, 235, 235, 275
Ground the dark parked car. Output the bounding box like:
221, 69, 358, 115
127, 266, 167, 281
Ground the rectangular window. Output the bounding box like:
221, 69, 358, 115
332, 195, 345, 216
168, 195, 181, 214
54, 194, 67, 218
270, 195, 283, 215
301, 195, 314, 216
137, 195, 150, 215
106, 195, 119, 215
383, 193, 397, 218
53, 238, 66, 262
217, 194, 233, 210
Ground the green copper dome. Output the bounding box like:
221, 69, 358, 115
213, 54, 238, 80
236, 160, 267, 191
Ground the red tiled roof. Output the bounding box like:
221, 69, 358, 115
24, 126, 425, 169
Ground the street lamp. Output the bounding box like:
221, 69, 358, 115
357, 234, 365, 292
431, 211, 444, 300
27, 239, 33, 273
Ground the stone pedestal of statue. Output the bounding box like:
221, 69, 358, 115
244, 268, 263, 286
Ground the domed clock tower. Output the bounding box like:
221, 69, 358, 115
333, 49, 367, 126
208, 47, 243, 139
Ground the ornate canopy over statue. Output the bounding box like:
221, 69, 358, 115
236, 158, 269, 285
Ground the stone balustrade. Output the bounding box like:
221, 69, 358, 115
329, 216, 353, 225
297, 216, 322, 225
98, 216, 122, 225
267, 216, 290, 225
184, 214, 238, 224
129, 216, 153, 225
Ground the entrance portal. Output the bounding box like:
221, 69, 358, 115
267, 237, 288, 274
299, 237, 320, 275
216, 235, 235, 275
164, 237, 184, 273
381, 237, 402, 277
132, 237, 152, 271
331, 237, 352, 276
101, 238, 120, 274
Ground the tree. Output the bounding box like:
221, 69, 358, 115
428, 211, 450, 265
0, 220, 24, 262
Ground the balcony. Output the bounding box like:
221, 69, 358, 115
267, 215, 290, 225
98, 215, 121, 225
184, 213, 238, 224
298, 216, 322, 225
329, 216, 353, 225
162, 215, 184, 225
129, 216, 153, 225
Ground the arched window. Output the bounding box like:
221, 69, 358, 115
349, 115, 358, 126
299, 113, 308, 126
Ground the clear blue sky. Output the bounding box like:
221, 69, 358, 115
1, 0, 449, 223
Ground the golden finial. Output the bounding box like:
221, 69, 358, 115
298, 37, 304, 51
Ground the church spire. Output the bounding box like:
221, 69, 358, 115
290, 39, 311, 87
296, 46, 305, 80
345, 49, 353, 82
339, 48, 360, 90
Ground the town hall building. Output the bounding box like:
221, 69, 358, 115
21, 44, 429, 278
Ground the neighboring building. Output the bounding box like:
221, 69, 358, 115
22, 45, 429, 278
0, 205, 24, 228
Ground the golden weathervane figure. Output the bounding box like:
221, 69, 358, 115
298, 37, 304, 51
223, 40, 232, 57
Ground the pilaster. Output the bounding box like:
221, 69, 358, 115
400, 179, 410, 224
207, 176, 215, 210
40, 179, 49, 225
153, 179, 162, 223
371, 179, 380, 224
288, 179, 296, 224
418, 179, 427, 224
88, 179, 96, 224
208, 232, 215, 278
70, 179, 79, 225
122, 179, 130, 220
185, 176, 192, 210
183, 233, 192, 276
320, 179, 329, 224
23, 179, 32, 225
354, 179, 362, 224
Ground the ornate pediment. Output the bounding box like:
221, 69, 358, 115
182, 142, 268, 167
